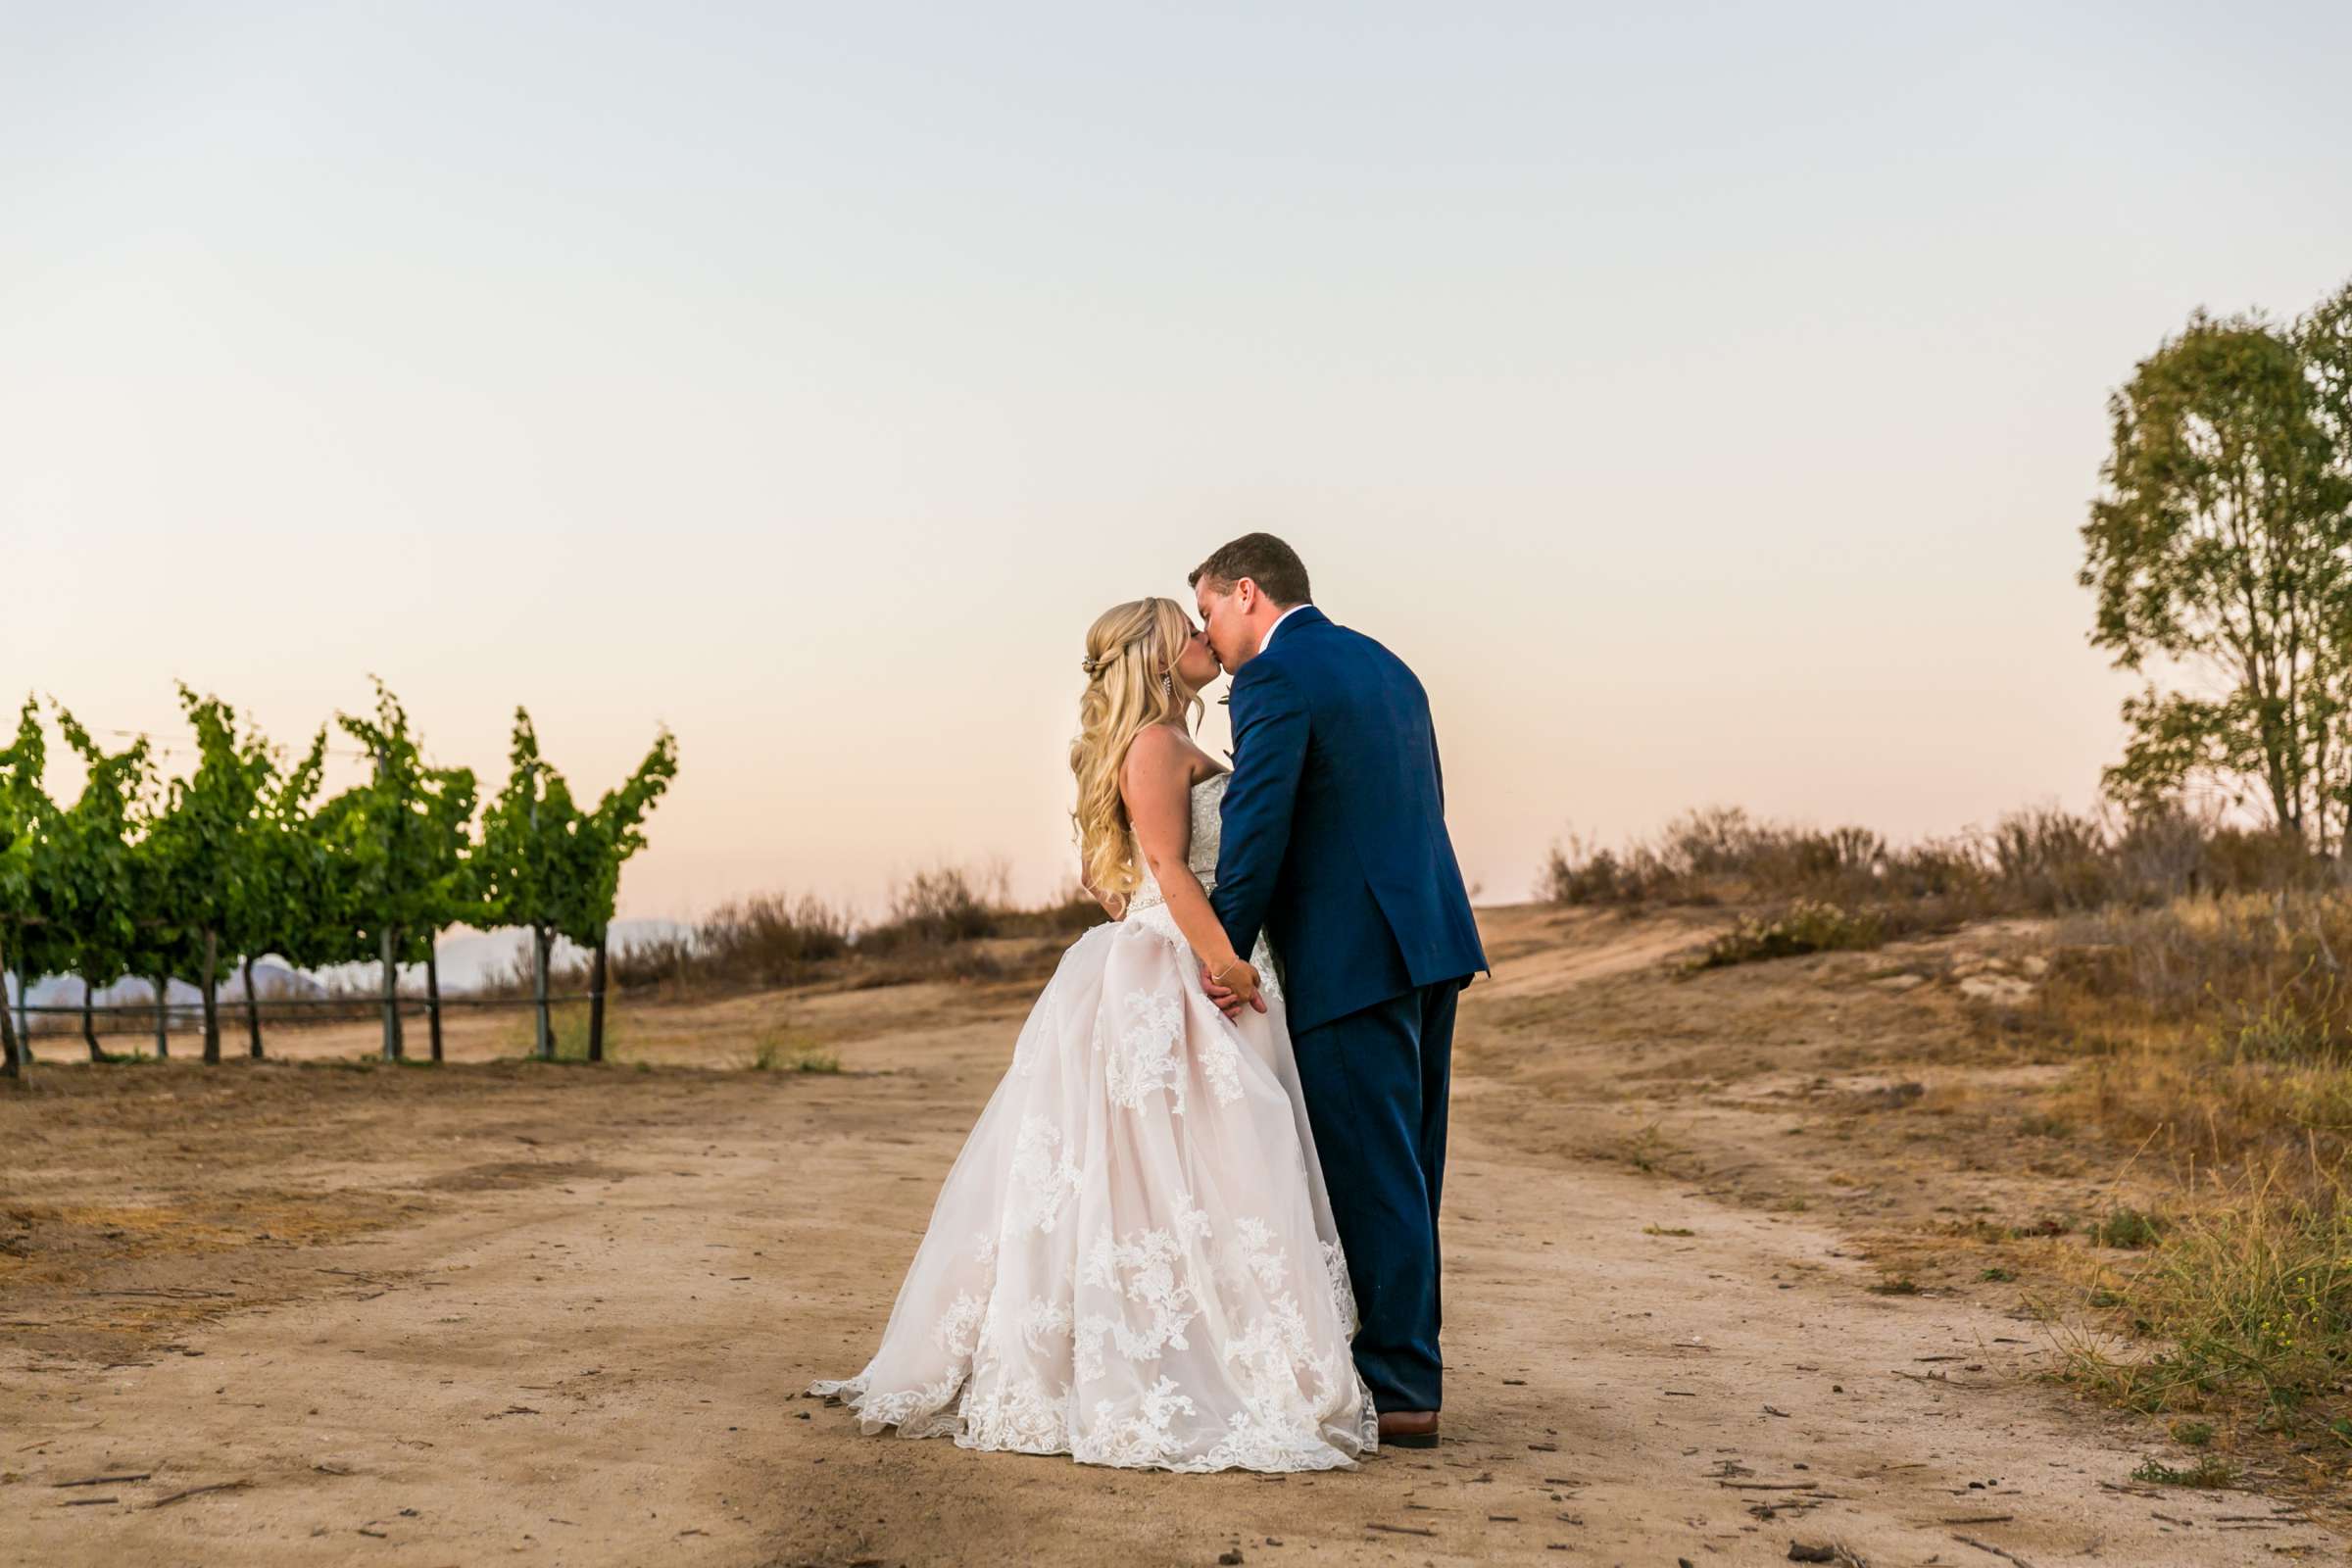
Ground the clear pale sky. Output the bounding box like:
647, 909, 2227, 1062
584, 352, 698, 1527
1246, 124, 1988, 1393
5, 4, 2350, 920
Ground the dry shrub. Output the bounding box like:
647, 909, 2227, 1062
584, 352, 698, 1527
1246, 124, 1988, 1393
575, 866, 1102, 1000
858, 864, 1006, 953
619, 865, 1104, 996
854, 865, 1107, 985
694, 894, 852, 986
1989, 806, 2118, 909
1696, 900, 1886, 968
1544, 806, 1976, 912
607, 930, 695, 991
1547, 805, 2329, 938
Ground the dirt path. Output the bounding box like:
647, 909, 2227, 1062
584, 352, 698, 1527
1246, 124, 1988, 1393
3, 913, 2335, 1565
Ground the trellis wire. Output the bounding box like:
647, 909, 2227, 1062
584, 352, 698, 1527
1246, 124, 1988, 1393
11, 990, 602, 1043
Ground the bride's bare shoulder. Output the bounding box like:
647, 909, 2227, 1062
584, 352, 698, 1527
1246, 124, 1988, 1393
1121, 722, 1188, 781
1121, 725, 1219, 802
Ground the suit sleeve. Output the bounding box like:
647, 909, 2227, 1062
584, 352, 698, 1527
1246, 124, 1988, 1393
1210, 661, 1309, 961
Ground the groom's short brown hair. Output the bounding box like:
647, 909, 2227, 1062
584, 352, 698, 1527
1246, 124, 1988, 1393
1189, 533, 1311, 607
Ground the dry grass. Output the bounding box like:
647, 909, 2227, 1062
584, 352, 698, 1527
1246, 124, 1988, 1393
2050, 1167, 2352, 1452
746, 1026, 842, 1074
497, 1000, 635, 1062
1983, 891, 2352, 1453
2029, 893, 2352, 1172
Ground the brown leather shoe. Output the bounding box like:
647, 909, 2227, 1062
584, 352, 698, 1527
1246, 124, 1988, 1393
1378, 1409, 1440, 1449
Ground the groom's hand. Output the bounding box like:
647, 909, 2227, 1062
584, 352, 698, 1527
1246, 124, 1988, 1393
1200, 962, 1268, 1017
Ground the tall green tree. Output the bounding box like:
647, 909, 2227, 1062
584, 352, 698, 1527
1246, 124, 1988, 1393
144, 687, 273, 1064
47, 710, 155, 1060
2302, 282, 2352, 475
2081, 301, 2352, 848
2299, 281, 2352, 828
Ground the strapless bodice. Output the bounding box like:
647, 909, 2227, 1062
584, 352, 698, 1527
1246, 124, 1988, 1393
1126, 772, 1229, 916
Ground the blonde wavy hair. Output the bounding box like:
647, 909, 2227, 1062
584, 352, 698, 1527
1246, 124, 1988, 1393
1070, 597, 1206, 899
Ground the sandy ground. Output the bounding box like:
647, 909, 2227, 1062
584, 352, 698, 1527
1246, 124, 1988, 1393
1, 907, 2338, 1566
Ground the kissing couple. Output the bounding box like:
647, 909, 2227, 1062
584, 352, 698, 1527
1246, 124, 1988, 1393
812, 532, 1487, 1472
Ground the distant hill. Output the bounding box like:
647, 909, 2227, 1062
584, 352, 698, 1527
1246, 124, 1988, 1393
25, 960, 319, 1009
5, 919, 693, 1007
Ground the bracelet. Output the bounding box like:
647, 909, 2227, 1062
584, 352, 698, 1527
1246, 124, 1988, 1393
1210, 956, 1247, 983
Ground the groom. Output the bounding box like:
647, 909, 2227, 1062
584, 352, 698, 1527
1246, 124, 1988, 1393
1192, 533, 1488, 1450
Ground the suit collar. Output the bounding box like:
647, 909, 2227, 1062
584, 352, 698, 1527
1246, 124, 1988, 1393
1264, 604, 1329, 647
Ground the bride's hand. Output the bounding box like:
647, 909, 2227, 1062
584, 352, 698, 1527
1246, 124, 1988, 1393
1200, 956, 1269, 1017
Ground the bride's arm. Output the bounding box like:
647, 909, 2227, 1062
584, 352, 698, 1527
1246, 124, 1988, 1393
1120, 728, 1260, 1005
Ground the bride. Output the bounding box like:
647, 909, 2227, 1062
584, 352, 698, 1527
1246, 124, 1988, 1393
808, 596, 1376, 1472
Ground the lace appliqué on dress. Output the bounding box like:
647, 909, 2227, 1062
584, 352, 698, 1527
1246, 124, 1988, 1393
1011, 1115, 1084, 1233
1107, 986, 1188, 1111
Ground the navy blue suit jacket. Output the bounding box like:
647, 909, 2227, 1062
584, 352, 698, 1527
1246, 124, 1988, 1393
1209, 606, 1487, 1034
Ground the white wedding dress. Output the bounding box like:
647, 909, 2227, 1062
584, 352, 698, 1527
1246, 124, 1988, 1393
809, 773, 1377, 1472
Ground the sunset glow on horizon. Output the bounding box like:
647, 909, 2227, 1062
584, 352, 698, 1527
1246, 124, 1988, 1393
7, 4, 2350, 920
